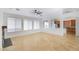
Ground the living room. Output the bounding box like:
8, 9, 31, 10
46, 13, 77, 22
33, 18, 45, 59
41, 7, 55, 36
0, 8, 79, 51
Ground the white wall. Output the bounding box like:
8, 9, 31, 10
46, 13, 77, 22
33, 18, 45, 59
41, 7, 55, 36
4, 14, 42, 38
2, 8, 79, 38
74, 12, 79, 37
0, 9, 42, 38
41, 18, 65, 36
3, 8, 79, 38
6, 30, 41, 38
0, 10, 3, 50
0, 8, 66, 38
76, 17, 79, 37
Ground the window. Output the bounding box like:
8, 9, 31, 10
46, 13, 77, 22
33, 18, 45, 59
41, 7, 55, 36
7, 18, 16, 32
15, 18, 22, 31
23, 20, 32, 30
34, 20, 40, 29
7, 17, 22, 32
7, 17, 40, 32
44, 21, 49, 28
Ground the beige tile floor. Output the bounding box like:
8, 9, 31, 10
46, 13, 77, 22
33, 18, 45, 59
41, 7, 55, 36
3, 32, 79, 51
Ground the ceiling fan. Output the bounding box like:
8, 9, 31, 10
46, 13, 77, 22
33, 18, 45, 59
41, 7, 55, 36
32, 9, 42, 16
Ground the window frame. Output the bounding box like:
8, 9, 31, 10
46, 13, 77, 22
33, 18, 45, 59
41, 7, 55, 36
23, 19, 33, 31
33, 20, 40, 30
43, 20, 49, 29
7, 17, 22, 33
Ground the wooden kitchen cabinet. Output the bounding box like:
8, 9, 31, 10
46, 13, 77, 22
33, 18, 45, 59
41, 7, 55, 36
64, 19, 75, 28
67, 27, 75, 34
63, 19, 76, 35
64, 21, 69, 28
71, 20, 75, 26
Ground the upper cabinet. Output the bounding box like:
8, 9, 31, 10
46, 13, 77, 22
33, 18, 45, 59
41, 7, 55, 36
64, 19, 75, 28
64, 19, 76, 35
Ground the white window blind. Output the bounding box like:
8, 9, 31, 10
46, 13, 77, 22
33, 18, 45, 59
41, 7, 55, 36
15, 18, 22, 31
34, 20, 40, 29
7, 18, 16, 32
7, 17, 22, 32
44, 21, 49, 29
23, 20, 32, 30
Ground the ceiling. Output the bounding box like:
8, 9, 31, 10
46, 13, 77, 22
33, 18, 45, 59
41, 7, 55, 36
1, 8, 79, 20
10, 8, 63, 20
